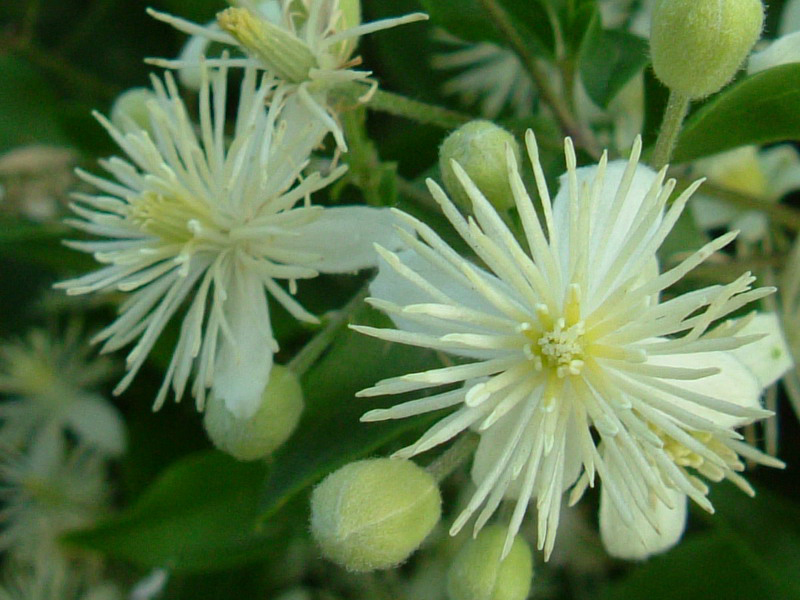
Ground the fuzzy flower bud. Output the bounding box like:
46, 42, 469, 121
217, 7, 317, 83
446, 525, 533, 600
310, 458, 441, 572
203, 365, 304, 461
111, 88, 156, 134
650, 0, 764, 98
439, 121, 521, 212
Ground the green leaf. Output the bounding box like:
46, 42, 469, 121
418, 0, 504, 45
65, 451, 290, 572
497, 0, 556, 59
0, 56, 69, 152
258, 304, 443, 521
601, 532, 792, 600
708, 483, 800, 599
673, 64, 800, 163
419, 0, 554, 58
602, 483, 800, 600
579, 18, 649, 108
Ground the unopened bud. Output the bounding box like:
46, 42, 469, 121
217, 7, 317, 83
111, 88, 156, 134
650, 0, 764, 98
203, 364, 304, 461
440, 121, 520, 213
310, 458, 441, 572
446, 525, 533, 600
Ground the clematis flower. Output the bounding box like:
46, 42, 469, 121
57, 64, 402, 418
354, 132, 780, 560
0, 328, 124, 456
431, 31, 534, 119
0, 438, 108, 569
147, 0, 427, 150
691, 145, 800, 244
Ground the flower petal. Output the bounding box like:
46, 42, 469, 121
552, 160, 661, 293
643, 350, 762, 428
471, 400, 582, 499
63, 393, 127, 456
599, 473, 687, 560
728, 313, 793, 388
748, 31, 800, 74
275, 206, 402, 273
370, 247, 514, 360
212, 267, 275, 419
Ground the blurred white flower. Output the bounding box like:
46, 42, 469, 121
748, 0, 800, 74
355, 132, 778, 560
0, 327, 124, 456
148, 0, 426, 150
0, 145, 77, 222
431, 31, 534, 119
691, 145, 800, 244
57, 64, 402, 418
0, 439, 108, 569
0, 567, 121, 600
768, 237, 800, 424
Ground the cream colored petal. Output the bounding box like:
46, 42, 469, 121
748, 31, 800, 74
212, 268, 275, 419
276, 207, 401, 273
727, 313, 793, 388
552, 160, 661, 295
643, 350, 761, 428
599, 474, 687, 560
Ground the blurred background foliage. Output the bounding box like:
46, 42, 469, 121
1, 0, 799, 598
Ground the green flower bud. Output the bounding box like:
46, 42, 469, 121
650, 0, 764, 98
110, 88, 156, 134
203, 365, 304, 461
439, 121, 521, 213
218, 7, 317, 82
447, 526, 533, 600
310, 458, 441, 572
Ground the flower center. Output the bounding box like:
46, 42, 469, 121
128, 192, 216, 245
536, 318, 586, 377
522, 317, 586, 378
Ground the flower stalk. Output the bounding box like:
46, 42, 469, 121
652, 90, 691, 170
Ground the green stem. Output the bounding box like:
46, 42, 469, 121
675, 177, 800, 232
651, 90, 690, 170
425, 432, 479, 483
332, 82, 472, 129
477, 0, 602, 159
287, 286, 368, 376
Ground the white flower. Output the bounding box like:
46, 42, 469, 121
0, 328, 125, 456
354, 132, 780, 560
147, 0, 427, 150
56, 65, 402, 418
0, 567, 121, 600
691, 145, 800, 243
0, 438, 108, 568
748, 0, 800, 74
431, 31, 534, 119
768, 237, 800, 423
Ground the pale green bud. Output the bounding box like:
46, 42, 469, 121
310, 458, 441, 572
447, 526, 533, 600
110, 88, 156, 134
439, 121, 520, 213
650, 0, 764, 98
203, 365, 304, 461
218, 7, 317, 82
